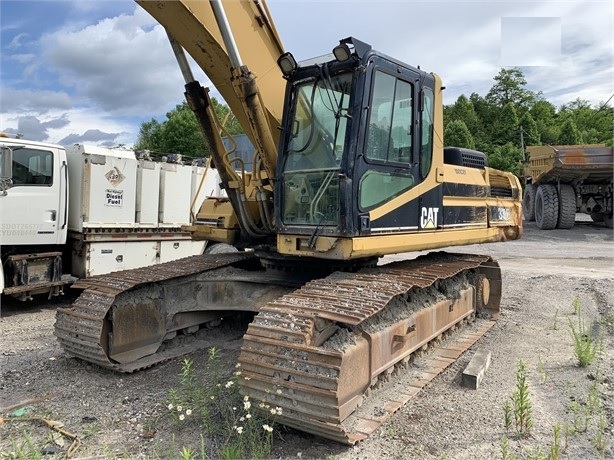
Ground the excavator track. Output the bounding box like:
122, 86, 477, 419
238, 252, 501, 444
54, 252, 256, 372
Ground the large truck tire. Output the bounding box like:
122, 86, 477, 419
557, 184, 576, 229
523, 184, 537, 221
535, 184, 559, 230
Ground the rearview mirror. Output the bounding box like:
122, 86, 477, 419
0, 146, 14, 195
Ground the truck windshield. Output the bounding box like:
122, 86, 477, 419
281, 72, 352, 226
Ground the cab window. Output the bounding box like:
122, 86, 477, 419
359, 71, 415, 210
12, 148, 53, 186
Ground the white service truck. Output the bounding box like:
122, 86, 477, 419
0, 136, 222, 301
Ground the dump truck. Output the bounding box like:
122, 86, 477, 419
523, 144, 613, 229
0, 139, 223, 301
54, 0, 523, 444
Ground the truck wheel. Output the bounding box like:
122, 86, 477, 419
605, 212, 613, 229
523, 184, 536, 221
590, 212, 604, 223
535, 184, 559, 230
557, 184, 576, 229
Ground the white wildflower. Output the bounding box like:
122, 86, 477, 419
186, 409, 192, 416
246, 414, 252, 419
244, 395, 249, 401
235, 363, 241, 368
276, 389, 282, 394
177, 406, 183, 412
244, 401, 251, 411
168, 403, 174, 410
240, 417, 245, 422
179, 414, 185, 421
225, 381, 234, 388
275, 407, 283, 415
262, 424, 273, 433
236, 426, 244, 434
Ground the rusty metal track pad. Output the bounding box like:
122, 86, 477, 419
238, 252, 500, 444
54, 252, 255, 372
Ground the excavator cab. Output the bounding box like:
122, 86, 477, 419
275, 38, 521, 261
277, 38, 432, 238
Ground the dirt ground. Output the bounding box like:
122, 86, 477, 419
1, 217, 613, 459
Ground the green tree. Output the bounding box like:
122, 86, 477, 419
558, 98, 613, 144
486, 68, 536, 109
487, 142, 523, 175
134, 99, 244, 160
519, 112, 540, 146
135, 119, 163, 152
444, 119, 475, 149
491, 102, 520, 146
530, 100, 558, 145
157, 103, 208, 158
444, 95, 479, 134
558, 119, 583, 145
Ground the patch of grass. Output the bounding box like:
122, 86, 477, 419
500, 436, 514, 460
162, 350, 278, 459
568, 301, 600, 367
1, 432, 42, 460
572, 296, 581, 315
508, 360, 533, 438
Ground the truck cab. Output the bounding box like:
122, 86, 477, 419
0, 137, 70, 300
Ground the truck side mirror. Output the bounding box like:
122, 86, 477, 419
0, 146, 14, 195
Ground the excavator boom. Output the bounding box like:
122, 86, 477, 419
136, 0, 285, 150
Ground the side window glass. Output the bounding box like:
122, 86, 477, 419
365, 71, 412, 164
12, 149, 53, 186
359, 170, 414, 209
421, 88, 434, 178
360, 70, 415, 211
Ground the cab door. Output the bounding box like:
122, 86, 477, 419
356, 67, 421, 232
0, 144, 66, 246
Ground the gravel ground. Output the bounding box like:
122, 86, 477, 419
1, 218, 613, 459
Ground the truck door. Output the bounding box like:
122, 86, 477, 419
0, 144, 67, 246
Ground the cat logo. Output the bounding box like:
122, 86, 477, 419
420, 207, 439, 229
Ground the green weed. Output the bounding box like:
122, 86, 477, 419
568, 301, 599, 367
509, 360, 533, 438
163, 351, 277, 459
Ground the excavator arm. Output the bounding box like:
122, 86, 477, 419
136, 0, 288, 242
136, 0, 285, 152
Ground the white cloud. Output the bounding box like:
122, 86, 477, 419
7, 32, 29, 49
1, 0, 611, 146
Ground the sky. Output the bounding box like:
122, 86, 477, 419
1, 0, 612, 148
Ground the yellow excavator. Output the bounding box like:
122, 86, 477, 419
55, 0, 522, 444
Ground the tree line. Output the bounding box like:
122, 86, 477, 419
443, 67, 613, 175
135, 67, 613, 174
